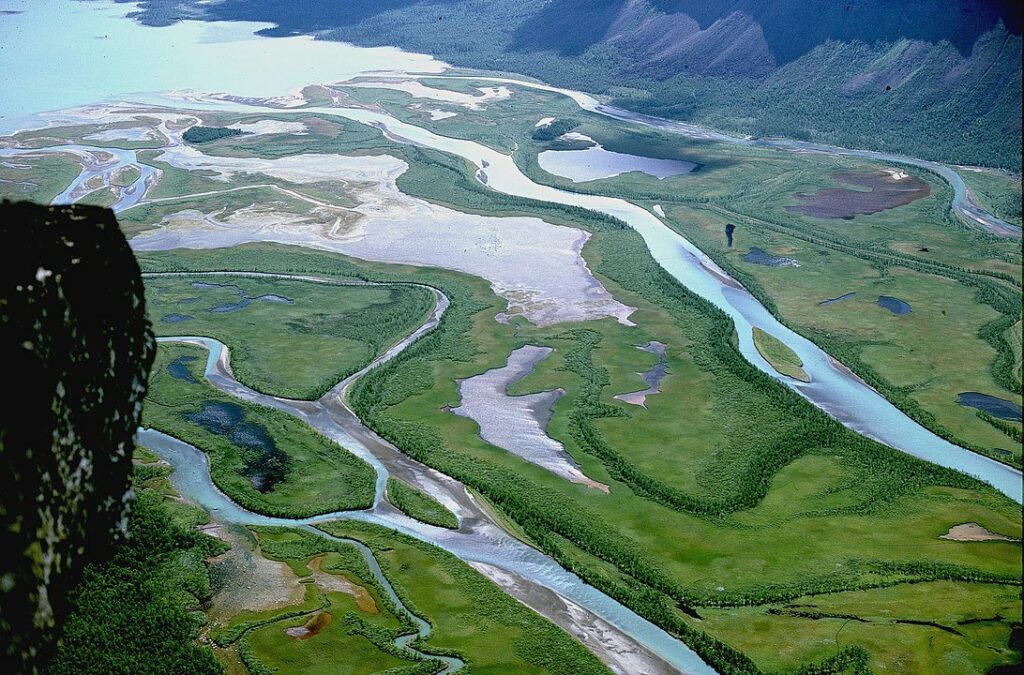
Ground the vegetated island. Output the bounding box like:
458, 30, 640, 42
182, 126, 245, 144
385, 477, 458, 529
753, 327, 810, 382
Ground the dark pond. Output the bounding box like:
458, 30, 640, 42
877, 296, 911, 315
957, 392, 1023, 421
192, 280, 294, 313
742, 247, 800, 268
183, 400, 291, 491
818, 292, 856, 306
162, 313, 194, 323
167, 355, 199, 383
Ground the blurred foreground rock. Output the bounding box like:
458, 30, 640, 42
0, 201, 154, 671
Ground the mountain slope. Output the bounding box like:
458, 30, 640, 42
117, 0, 1022, 169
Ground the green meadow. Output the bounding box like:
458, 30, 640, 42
139, 230, 1021, 673
143, 343, 376, 517
53, 75, 1021, 672
146, 274, 434, 399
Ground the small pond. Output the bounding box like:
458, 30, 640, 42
742, 247, 800, 268
161, 313, 194, 323
167, 355, 199, 383
877, 296, 912, 315
538, 145, 698, 183
957, 392, 1022, 421
184, 400, 291, 491
192, 280, 295, 313
614, 342, 668, 407
818, 292, 855, 306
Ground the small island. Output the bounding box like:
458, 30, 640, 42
182, 126, 244, 144
753, 327, 810, 382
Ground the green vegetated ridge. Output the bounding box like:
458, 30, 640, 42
386, 478, 459, 529
752, 327, 809, 382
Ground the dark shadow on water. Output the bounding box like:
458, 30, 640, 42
818, 292, 855, 306
167, 355, 199, 383
161, 313, 194, 323
742, 247, 799, 267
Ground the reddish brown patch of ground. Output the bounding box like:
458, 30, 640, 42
786, 170, 930, 219
285, 611, 333, 640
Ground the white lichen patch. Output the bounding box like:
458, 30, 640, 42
226, 119, 309, 136
83, 127, 161, 142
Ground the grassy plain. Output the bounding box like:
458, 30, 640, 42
212, 524, 607, 674
752, 327, 809, 382
139, 237, 1022, 674
144, 343, 376, 517
214, 528, 422, 675
114, 85, 1023, 671
317, 521, 609, 674
0, 154, 81, 203
146, 274, 434, 399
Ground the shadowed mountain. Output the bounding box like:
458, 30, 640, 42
107, 0, 1022, 169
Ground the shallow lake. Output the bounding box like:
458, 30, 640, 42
538, 145, 698, 183
877, 295, 912, 315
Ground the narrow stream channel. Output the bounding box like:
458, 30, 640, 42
0, 144, 157, 211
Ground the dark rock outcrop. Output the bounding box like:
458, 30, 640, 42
0, 201, 155, 671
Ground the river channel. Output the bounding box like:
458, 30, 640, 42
163, 94, 1022, 503
140, 271, 711, 675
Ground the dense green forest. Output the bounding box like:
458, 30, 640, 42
183, 127, 245, 144
49, 463, 226, 674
